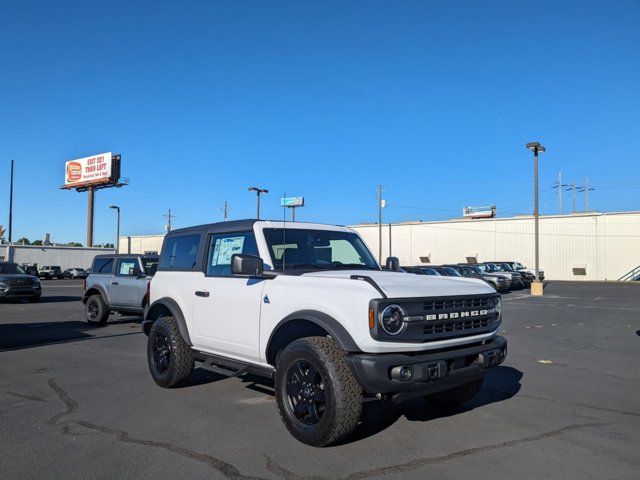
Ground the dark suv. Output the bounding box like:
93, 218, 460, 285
0, 262, 42, 302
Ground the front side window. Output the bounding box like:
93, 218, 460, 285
207, 231, 259, 276
117, 258, 138, 276
160, 234, 201, 270
263, 228, 378, 271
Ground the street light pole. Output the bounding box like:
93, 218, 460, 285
109, 205, 120, 253
526, 142, 546, 295
248, 187, 269, 219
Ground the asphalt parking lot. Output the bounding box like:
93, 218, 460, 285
1, 280, 638, 480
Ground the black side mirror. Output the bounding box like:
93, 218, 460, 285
232, 254, 264, 276
130, 266, 143, 277
385, 256, 400, 272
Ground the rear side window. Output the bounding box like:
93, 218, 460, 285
93, 257, 114, 274
117, 258, 138, 276
161, 234, 201, 270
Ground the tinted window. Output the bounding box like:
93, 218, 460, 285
117, 258, 138, 276
207, 232, 259, 276
0, 263, 25, 274
93, 257, 114, 274
142, 257, 159, 275
161, 234, 201, 270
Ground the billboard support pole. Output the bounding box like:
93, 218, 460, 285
8, 159, 14, 243
87, 186, 95, 247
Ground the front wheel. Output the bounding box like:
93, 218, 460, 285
275, 336, 362, 447
425, 378, 484, 407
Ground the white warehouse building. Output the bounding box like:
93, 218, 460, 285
119, 211, 640, 282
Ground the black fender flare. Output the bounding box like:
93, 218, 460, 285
144, 297, 192, 346
266, 310, 361, 364
82, 284, 109, 305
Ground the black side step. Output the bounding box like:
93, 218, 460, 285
194, 351, 274, 379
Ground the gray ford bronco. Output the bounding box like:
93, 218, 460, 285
82, 254, 159, 324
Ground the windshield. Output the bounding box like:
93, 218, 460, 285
263, 228, 378, 271
0, 263, 26, 274
481, 264, 498, 272
514, 262, 525, 269
442, 267, 462, 276
500, 263, 514, 271
469, 266, 484, 275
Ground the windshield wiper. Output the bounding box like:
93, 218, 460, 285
331, 263, 377, 270
286, 263, 327, 270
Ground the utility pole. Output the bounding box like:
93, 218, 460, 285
552, 172, 568, 215
526, 142, 546, 296
109, 205, 120, 253
579, 177, 595, 211
571, 183, 576, 213
8, 160, 14, 243
248, 187, 268, 219
377, 184, 383, 264
87, 186, 95, 247
163, 209, 175, 232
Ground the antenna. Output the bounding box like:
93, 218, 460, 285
282, 192, 287, 270
219, 200, 230, 221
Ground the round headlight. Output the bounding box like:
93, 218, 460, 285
380, 304, 406, 335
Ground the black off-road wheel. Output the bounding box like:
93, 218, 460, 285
275, 336, 362, 447
426, 378, 484, 407
147, 316, 194, 388
85, 294, 109, 325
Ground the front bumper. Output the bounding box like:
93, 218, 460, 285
348, 336, 507, 402
0, 285, 42, 299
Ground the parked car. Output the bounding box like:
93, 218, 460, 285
446, 264, 509, 292
63, 267, 88, 279
21, 264, 39, 277
401, 266, 440, 275
491, 261, 545, 281
82, 254, 159, 324
143, 220, 507, 446
39, 265, 63, 280
0, 262, 42, 302
430, 266, 463, 277
491, 263, 534, 286
472, 263, 525, 290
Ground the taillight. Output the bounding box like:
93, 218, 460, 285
83, 278, 86, 290
146, 280, 151, 306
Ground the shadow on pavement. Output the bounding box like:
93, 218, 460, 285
345, 365, 523, 444
0, 319, 142, 351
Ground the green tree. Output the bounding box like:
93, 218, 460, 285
16, 237, 30, 245
32, 240, 43, 246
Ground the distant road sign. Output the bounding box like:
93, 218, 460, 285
463, 205, 496, 218
281, 197, 304, 207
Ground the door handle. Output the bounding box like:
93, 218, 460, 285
111, 281, 119, 285
195, 290, 210, 297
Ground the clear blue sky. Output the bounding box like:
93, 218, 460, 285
1, 0, 638, 244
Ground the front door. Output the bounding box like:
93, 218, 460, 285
111, 257, 143, 307
192, 231, 265, 364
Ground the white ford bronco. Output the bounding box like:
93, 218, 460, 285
143, 220, 507, 446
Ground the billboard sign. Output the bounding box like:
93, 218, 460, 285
463, 205, 496, 219
64, 152, 113, 188
280, 196, 304, 207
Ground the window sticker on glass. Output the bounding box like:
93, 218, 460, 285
211, 236, 245, 266
119, 261, 137, 275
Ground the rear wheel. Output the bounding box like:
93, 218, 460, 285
85, 294, 109, 325
147, 316, 194, 388
275, 336, 362, 447
425, 378, 484, 407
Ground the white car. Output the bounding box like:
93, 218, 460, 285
143, 220, 507, 446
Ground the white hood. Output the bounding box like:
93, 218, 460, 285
302, 270, 495, 298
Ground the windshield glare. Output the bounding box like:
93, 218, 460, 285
0, 263, 26, 275
263, 228, 379, 271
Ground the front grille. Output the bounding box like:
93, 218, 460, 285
6, 279, 35, 286
423, 296, 493, 311
423, 318, 491, 336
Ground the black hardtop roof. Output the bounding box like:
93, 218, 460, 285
166, 219, 263, 237
92, 253, 159, 259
